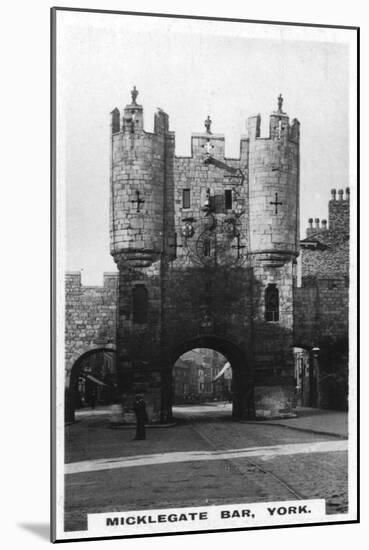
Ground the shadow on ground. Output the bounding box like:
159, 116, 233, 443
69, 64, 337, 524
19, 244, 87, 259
18, 523, 49, 541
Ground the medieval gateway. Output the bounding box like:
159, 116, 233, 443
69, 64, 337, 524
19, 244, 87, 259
65, 88, 350, 422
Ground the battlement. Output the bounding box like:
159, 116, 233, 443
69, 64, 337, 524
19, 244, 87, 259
247, 113, 300, 143
246, 95, 299, 143
111, 86, 170, 138
112, 88, 299, 155
65, 271, 118, 290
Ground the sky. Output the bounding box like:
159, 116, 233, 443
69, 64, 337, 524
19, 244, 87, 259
56, 11, 355, 285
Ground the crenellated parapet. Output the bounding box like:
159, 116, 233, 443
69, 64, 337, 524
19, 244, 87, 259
247, 96, 300, 144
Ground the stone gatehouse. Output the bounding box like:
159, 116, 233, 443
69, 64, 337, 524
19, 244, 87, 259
110, 89, 300, 421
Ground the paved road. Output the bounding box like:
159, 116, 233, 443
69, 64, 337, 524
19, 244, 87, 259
64, 404, 348, 532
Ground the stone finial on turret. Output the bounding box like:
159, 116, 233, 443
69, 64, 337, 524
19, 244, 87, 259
131, 85, 139, 105
270, 95, 289, 140
122, 87, 144, 133
321, 219, 327, 231
204, 115, 212, 134
331, 189, 337, 201
277, 93, 284, 114
308, 218, 313, 229
315, 218, 320, 231
345, 187, 350, 200
338, 189, 344, 201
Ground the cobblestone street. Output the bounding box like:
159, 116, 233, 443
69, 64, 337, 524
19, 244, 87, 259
64, 405, 348, 532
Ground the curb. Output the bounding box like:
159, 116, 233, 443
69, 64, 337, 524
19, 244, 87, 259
110, 422, 177, 429
239, 420, 348, 439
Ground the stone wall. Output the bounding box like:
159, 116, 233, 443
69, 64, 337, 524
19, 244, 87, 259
301, 241, 349, 281
65, 272, 118, 383
294, 280, 349, 348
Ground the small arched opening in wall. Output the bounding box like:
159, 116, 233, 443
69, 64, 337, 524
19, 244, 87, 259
66, 346, 117, 423
167, 336, 254, 421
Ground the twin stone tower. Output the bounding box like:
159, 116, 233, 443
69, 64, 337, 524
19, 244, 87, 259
110, 88, 300, 421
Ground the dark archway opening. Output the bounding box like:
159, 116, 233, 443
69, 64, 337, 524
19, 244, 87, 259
66, 347, 117, 423
167, 336, 255, 421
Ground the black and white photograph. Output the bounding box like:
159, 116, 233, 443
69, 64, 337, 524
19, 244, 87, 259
51, 6, 358, 542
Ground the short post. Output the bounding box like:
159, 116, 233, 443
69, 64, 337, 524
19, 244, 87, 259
312, 347, 321, 408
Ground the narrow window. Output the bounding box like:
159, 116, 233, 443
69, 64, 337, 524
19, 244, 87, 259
132, 284, 148, 324
182, 189, 191, 209
203, 238, 211, 257
225, 190, 232, 210
265, 284, 279, 322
